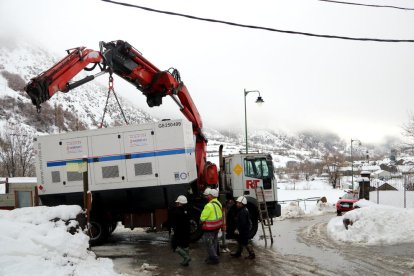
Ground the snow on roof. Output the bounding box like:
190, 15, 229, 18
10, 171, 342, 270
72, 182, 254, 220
356, 177, 370, 182
360, 165, 381, 171
372, 169, 384, 174
0, 177, 37, 184
397, 165, 414, 173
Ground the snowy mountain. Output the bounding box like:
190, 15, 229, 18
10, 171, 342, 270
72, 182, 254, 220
0, 35, 156, 136
0, 34, 375, 170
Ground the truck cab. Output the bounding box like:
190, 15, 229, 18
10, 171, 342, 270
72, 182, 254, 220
219, 151, 281, 239
222, 153, 280, 217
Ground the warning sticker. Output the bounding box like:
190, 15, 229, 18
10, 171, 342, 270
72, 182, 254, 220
233, 164, 243, 176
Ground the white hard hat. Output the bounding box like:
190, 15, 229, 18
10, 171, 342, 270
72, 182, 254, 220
203, 188, 212, 196
175, 195, 188, 204
236, 196, 247, 205
210, 189, 219, 198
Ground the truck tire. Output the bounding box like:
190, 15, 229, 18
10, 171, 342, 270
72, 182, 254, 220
226, 203, 258, 240
226, 205, 237, 239
246, 203, 259, 240
88, 220, 109, 246
189, 207, 203, 242
109, 222, 117, 234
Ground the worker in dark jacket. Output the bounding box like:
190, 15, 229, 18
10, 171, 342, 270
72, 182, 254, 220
230, 196, 255, 259
170, 195, 191, 266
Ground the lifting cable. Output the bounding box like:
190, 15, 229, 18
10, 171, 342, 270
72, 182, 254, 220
99, 73, 129, 128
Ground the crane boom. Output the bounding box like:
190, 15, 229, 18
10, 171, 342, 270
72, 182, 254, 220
25, 40, 217, 191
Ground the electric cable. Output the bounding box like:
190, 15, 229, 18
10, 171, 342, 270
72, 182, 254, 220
317, 0, 414, 11
101, 0, 414, 43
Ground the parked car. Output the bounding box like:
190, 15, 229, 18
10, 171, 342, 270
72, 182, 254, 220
336, 192, 359, 216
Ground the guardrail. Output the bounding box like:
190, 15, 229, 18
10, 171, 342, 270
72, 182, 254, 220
278, 197, 322, 211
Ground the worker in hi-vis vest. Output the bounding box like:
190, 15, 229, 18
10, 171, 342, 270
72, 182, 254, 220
200, 188, 223, 265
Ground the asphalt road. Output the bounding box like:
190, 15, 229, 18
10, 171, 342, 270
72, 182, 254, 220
92, 214, 414, 275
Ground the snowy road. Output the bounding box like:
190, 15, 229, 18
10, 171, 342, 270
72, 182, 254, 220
92, 214, 414, 275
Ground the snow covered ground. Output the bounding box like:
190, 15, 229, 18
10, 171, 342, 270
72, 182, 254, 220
327, 200, 414, 245
0, 206, 119, 276
1, 177, 413, 275
277, 179, 414, 246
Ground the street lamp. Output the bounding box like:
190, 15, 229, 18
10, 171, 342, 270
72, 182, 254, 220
244, 89, 264, 153
351, 138, 361, 190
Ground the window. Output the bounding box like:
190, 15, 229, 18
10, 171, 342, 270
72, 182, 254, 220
244, 158, 270, 179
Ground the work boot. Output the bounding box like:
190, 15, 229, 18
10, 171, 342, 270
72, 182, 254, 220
245, 253, 255, 260
231, 243, 243, 257
230, 252, 241, 258
181, 247, 191, 266
245, 244, 255, 260
176, 247, 190, 266
205, 258, 219, 265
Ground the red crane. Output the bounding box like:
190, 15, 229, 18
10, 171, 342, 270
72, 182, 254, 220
25, 40, 217, 192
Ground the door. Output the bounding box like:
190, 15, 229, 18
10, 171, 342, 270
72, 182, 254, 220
15, 191, 32, 208
91, 133, 125, 185
60, 137, 89, 187
123, 129, 158, 183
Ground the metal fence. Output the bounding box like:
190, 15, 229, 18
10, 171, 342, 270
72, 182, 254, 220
279, 197, 321, 211
370, 176, 413, 208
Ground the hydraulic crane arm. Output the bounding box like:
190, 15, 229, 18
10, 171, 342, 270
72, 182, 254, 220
25, 47, 104, 108
25, 40, 217, 191
99, 41, 203, 133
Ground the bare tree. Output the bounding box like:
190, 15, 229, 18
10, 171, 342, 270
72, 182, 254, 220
402, 113, 414, 152
0, 123, 35, 177
322, 153, 346, 188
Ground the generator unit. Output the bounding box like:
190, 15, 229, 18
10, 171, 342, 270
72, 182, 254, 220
34, 119, 197, 242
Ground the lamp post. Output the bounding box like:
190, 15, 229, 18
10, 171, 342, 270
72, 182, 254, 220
244, 89, 264, 153
350, 139, 361, 190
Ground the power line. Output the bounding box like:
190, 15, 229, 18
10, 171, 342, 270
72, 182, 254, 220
101, 0, 414, 43
318, 0, 414, 11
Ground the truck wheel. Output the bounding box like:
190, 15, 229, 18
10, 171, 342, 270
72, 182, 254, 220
227, 203, 259, 239
189, 208, 203, 242
246, 203, 259, 240
88, 220, 109, 246
226, 205, 237, 239
109, 222, 117, 234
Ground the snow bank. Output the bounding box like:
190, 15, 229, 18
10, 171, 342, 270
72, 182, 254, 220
327, 203, 414, 245
278, 182, 342, 219
0, 205, 119, 276
280, 199, 336, 219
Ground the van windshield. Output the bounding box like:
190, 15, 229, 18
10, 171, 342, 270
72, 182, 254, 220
244, 158, 270, 179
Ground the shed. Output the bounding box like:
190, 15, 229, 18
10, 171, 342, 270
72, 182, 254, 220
371, 169, 391, 180
377, 183, 398, 191
0, 177, 38, 210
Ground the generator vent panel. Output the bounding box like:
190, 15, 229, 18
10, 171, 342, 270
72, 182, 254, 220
134, 162, 153, 176
102, 165, 120, 179
67, 171, 83, 182
51, 171, 61, 183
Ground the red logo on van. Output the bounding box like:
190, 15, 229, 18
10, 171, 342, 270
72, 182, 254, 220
246, 180, 260, 189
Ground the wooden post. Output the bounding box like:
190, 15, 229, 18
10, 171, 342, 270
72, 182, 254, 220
82, 158, 88, 210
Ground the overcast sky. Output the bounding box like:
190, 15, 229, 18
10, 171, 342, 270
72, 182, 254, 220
1, 0, 414, 144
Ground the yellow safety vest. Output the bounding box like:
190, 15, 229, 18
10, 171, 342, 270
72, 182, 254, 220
200, 198, 223, 231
